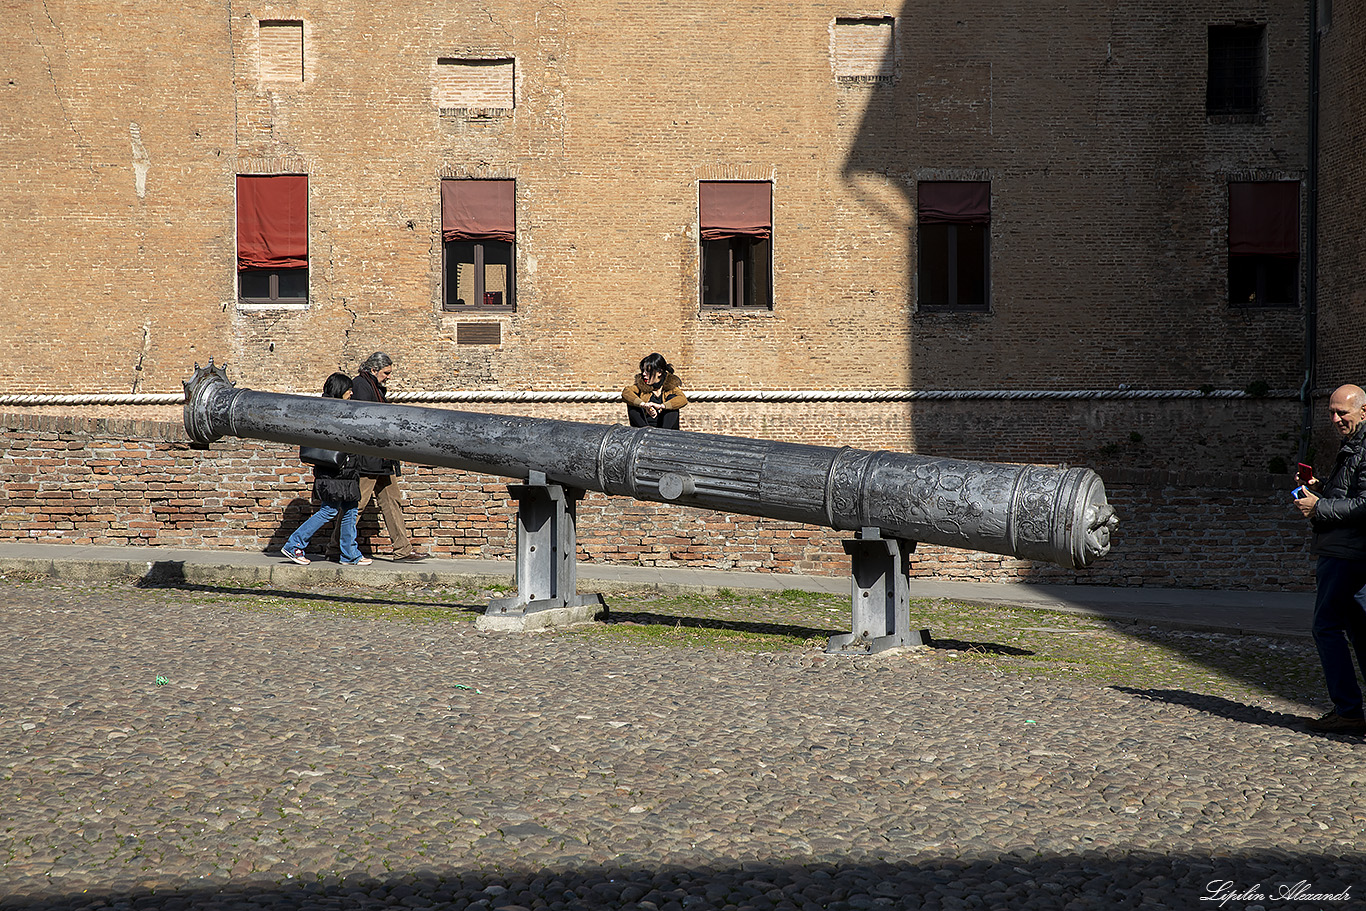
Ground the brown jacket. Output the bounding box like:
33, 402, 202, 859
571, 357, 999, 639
622, 373, 688, 411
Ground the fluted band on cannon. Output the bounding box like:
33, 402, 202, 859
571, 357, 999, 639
184, 362, 1117, 569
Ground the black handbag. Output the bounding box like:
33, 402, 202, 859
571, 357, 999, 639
299, 446, 342, 468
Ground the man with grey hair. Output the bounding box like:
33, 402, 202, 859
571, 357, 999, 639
347, 352, 425, 562
1294, 383, 1366, 734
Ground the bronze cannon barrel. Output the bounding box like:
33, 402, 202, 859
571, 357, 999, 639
184, 363, 1117, 568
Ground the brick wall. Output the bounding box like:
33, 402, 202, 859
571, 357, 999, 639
0, 411, 1315, 591
1316, 0, 1366, 389
0, 1, 1312, 481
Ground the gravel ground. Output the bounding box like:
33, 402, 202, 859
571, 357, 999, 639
1, 578, 1363, 911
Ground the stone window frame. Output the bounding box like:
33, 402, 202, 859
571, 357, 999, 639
236, 173, 310, 311
441, 178, 517, 313
915, 180, 992, 314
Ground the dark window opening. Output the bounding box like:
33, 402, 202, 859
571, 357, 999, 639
919, 224, 988, 311
701, 237, 772, 309
441, 179, 516, 311
1227, 180, 1298, 308
1229, 256, 1297, 306
1207, 24, 1264, 116
917, 181, 990, 312
444, 240, 515, 310
239, 268, 308, 303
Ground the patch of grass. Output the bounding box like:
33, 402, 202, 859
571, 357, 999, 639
576, 586, 838, 652
576, 588, 1322, 706
606, 588, 843, 630
127, 578, 484, 625
776, 588, 835, 605
18, 576, 1324, 707
252, 596, 478, 625
576, 617, 821, 652
905, 599, 1322, 706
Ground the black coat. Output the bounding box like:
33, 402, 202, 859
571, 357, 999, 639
313, 452, 362, 503
350, 372, 401, 477
1311, 423, 1366, 559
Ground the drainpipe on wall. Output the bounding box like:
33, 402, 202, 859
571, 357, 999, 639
1300, 0, 1323, 463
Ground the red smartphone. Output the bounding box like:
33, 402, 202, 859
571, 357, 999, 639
1298, 462, 1314, 483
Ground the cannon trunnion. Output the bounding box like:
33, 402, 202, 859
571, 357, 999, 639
184, 363, 1118, 652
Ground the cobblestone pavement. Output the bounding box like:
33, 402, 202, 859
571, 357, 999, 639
1, 580, 1362, 911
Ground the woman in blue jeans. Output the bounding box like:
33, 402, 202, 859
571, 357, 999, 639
281, 373, 371, 566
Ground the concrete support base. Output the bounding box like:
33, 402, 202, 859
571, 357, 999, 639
480, 472, 605, 631
475, 596, 607, 632
827, 528, 930, 655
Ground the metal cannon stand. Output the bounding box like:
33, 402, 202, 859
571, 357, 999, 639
826, 528, 929, 655
479, 480, 926, 648
478, 472, 605, 631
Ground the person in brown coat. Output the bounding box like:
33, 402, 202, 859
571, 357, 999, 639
622, 352, 687, 430
347, 352, 426, 562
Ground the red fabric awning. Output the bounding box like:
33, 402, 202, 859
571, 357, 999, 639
917, 182, 991, 224
1228, 182, 1299, 257
442, 179, 516, 243
236, 175, 308, 270
699, 181, 772, 240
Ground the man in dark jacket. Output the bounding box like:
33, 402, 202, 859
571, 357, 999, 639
348, 352, 425, 562
1294, 384, 1366, 733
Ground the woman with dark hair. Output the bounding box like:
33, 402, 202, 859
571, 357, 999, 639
622, 352, 688, 430
348, 352, 425, 561
281, 373, 370, 566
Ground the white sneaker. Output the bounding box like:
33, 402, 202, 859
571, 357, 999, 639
282, 547, 310, 565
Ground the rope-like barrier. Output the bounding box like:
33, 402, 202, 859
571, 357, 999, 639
0, 393, 186, 405
0, 388, 1300, 406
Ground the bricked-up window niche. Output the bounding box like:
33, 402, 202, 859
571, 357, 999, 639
917, 181, 990, 312
1228, 181, 1299, 307
1207, 23, 1264, 117
259, 20, 304, 83
237, 175, 308, 306
832, 17, 895, 81
700, 181, 773, 310
442, 179, 515, 311
436, 58, 514, 111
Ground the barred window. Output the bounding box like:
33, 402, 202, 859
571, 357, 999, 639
1207, 24, 1264, 117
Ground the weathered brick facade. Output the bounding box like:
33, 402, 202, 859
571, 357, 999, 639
3, 1, 1311, 396
1316, 0, 1366, 391
0, 0, 1351, 588
0, 412, 1314, 590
